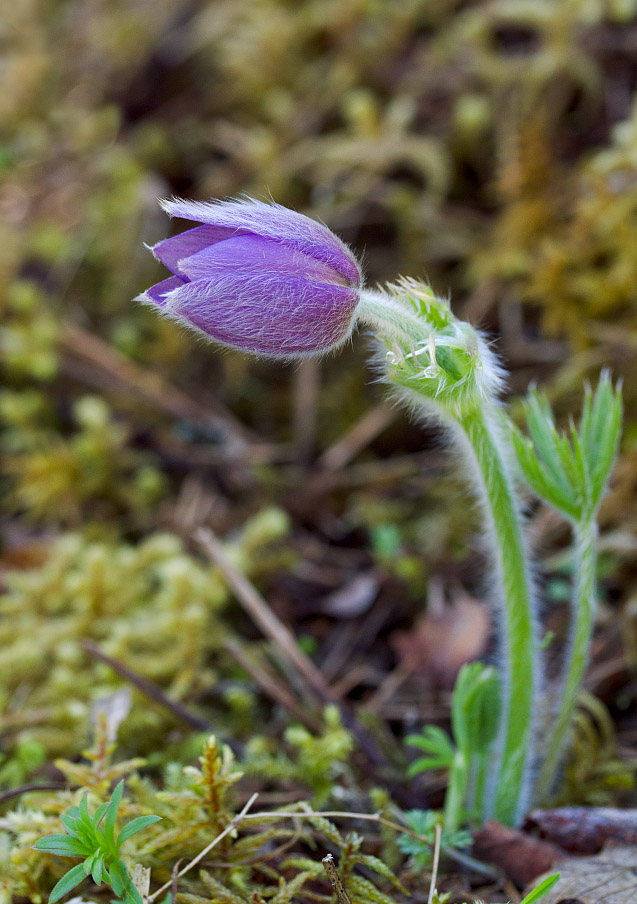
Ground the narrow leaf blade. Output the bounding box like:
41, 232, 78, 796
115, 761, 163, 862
48, 863, 88, 903
519, 872, 560, 904
116, 814, 161, 848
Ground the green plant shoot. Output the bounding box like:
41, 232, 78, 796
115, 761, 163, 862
511, 373, 622, 800
33, 780, 161, 904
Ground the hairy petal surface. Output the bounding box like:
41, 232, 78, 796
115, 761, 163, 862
151, 225, 235, 276
179, 234, 349, 286
165, 273, 359, 356
160, 198, 360, 286
142, 275, 186, 306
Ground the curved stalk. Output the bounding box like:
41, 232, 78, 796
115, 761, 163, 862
358, 288, 538, 824
535, 516, 598, 801
455, 406, 538, 825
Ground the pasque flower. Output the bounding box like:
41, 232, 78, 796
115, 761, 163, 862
137, 198, 362, 356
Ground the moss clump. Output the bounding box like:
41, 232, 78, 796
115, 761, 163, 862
0, 512, 288, 763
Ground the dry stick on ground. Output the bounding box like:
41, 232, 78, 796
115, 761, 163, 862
224, 638, 324, 733
316, 404, 397, 473
61, 322, 252, 448
0, 783, 67, 806
81, 641, 211, 732
293, 359, 320, 465
196, 527, 388, 770
366, 649, 423, 713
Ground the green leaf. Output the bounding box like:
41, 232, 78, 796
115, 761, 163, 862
356, 853, 408, 893
116, 814, 162, 848
407, 755, 451, 775
78, 793, 90, 825
406, 726, 455, 774
110, 858, 143, 904
33, 834, 91, 857
518, 872, 560, 904
59, 815, 80, 836
458, 664, 501, 754
407, 725, 454, 756
94, 800, 111, 827
511, 424, 578, 516
104, 781, 124, 848
91, 854, 104, 885
123, 892, 145, 904
451, 662, 500, 755
590, 387, 622, 501
589, 373, 613, 460
48, 863, 88, 903
525, 393, 572, 493
109, 859, 125, 896
514, 376, 622, 521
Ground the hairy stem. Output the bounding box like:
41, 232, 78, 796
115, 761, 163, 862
535, 516, 598, 802
358, 288, 538, 824
455, 406, 537, 825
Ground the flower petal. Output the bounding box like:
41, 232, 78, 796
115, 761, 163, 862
138, 275, 186, 307
165, 273, 359, 356
179, 234, 348, 286
160, 198, 360, 287
151, 225, 235, 276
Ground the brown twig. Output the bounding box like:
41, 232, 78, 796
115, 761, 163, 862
365, 650, 422, 712
147, 792, 260, 902
322, 854, 353, 904
196, 527, 387, 769
0, 783, 67, 805
81, 641, 210, 731
197, 528, 335, 705
293, 359, 320, 464
224, 638, 323, 733
316, 404, 396, 473
61, 322, 252, 447
303, 451, 445, 493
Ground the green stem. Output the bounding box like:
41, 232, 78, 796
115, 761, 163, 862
443, 751, 468, 834
455, 406, 537, 825
358, 289, 538, 824
535, 516, 598, 801
472, 751, 488, 825
357, 290, 429, 345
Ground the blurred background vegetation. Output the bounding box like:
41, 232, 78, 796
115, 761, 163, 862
2, 0, 637, 898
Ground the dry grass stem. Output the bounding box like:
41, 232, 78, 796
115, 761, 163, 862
147, 792, 260, 902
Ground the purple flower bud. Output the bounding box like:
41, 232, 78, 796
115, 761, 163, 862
136, 198, 362, 357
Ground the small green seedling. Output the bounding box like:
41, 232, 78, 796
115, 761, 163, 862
407, 662, 501, 829
397, 809, 472, 870
33, 780, 161, 903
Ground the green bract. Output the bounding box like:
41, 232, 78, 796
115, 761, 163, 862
360, 280, 503, 417
510, 372, 622, 522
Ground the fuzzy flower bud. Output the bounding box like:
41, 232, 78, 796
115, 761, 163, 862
136, 198, 362, 357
